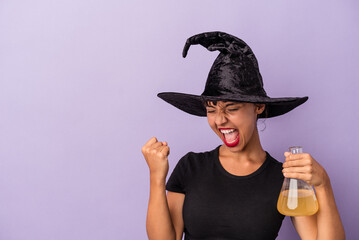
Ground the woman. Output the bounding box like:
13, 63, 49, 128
142, 32, 345, 240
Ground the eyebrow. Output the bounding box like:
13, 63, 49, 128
206, 103, 240, 108
225, 103, 238, 107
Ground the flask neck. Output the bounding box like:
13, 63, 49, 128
289, 146, 303, 154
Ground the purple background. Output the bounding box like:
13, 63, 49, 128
0, 1, 358, 239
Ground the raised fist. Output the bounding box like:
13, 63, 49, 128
141, 137, 170, 181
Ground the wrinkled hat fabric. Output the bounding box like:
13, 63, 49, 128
158, 31, 308, 118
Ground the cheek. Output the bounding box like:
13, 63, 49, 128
207, 116, 217, 131
236, 115, 257, 138
247, 121, 257, 141
207, 116, 224, 139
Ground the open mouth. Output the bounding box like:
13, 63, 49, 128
219, 128, 240, 147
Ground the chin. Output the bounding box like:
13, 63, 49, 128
226, 144, 242, 151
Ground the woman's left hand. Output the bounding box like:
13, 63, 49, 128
282, 152, 330, 188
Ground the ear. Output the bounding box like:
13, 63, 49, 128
255, 104, 265, 114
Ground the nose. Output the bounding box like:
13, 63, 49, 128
215, 111, 228, 126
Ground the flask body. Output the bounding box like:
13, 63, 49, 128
277, 147, 319, 216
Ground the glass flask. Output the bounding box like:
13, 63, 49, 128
277, 147, 319, 216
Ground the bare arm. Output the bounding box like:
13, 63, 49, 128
147, 177, 176, 240
291, 178, 345, 240
283, 152, 345, 240
291, 214, 317, 240
142, 137, 176, 240
167, 191, 185, 240
313, 180, 345, 240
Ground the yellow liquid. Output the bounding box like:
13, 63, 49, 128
277, 189, 319, 216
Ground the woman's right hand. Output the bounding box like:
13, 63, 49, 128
141, 137, 171, 181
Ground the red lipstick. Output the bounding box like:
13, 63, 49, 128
218, 128, 240, 147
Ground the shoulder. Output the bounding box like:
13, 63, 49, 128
175, 146, 219, 172
264, 151, 284, 178
179, 146, 218, 164
166, 146, 219, 192
266, 152, 283, 167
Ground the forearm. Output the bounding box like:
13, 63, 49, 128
146, 176, 176, 240
315, 177, 345, 240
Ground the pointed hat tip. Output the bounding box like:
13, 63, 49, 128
182, 39, 191, 58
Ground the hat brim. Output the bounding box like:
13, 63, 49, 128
157, 92, 308, 118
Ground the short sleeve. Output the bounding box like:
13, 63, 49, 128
166, 153, 190, 194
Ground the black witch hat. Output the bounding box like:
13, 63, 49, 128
157, 31, 308, 118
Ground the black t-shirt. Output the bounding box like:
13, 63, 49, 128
166, 145, 285, 240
